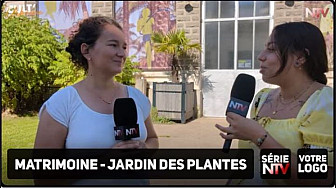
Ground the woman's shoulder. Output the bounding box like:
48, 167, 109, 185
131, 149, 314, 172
44, 86, 81, 108
307, 85, 333, 103
49, 85, 77, 100
39, 86, 79, 125
318, 85, 333, 96
254, 88, 275, 100
127, 85, 147, 98
302, 85, 333, 115
126, 85, 151, 119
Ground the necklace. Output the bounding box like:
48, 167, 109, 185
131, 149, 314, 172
272, 81, 314, 115
99, 96, 113, 104
272, 96, 305, 115
83, 79, 118, 105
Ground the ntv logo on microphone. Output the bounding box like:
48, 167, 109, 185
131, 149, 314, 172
260, 149, 291, 179
114, 125, 140, 140
227, 98, 249, 116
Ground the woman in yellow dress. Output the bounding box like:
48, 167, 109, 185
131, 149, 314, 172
216, 22, 333, 185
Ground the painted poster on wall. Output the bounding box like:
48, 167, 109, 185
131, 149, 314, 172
38, 1, 92, 39
115, 1, 176, 70
304, 1, 333, 69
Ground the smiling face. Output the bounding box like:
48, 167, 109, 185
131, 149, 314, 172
87, 24, 127, 76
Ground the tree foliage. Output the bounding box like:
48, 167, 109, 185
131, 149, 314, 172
151, 29, 201, 57
1, 12, 83, 114
115, 55, 141, 86
151, 29, 201, 82
2, 9, 140, 114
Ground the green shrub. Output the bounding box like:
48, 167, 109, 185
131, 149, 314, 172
1, 12, 82, 114
2, 9, 141, 114
150, 107, 174, 124
48, 50, 85, 87
115, 55, 141, 85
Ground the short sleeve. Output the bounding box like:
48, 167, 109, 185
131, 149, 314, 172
298, 87, 333, 166
250, 88, 272, 119
129, 87, 151, 120
38, 87, 72, 128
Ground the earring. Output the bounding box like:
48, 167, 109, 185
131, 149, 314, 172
295, 61, 301, 67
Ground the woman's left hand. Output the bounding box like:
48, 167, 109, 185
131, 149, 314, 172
112, 140, 147, 149
215, 112, 265, 142
136, 141, 147, 149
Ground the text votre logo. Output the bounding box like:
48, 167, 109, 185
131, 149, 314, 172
297, 149, 328, 179
260, 149, 291, 179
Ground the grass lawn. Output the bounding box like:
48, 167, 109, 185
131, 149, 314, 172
2, 115, 38, 186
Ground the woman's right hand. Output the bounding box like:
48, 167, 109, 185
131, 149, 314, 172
112, 140, 146, 149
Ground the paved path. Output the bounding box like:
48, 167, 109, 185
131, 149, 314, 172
150, 117, 237, 185
153, 117, 237, 149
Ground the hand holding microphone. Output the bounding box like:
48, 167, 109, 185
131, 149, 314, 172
112, 140, 146, 149
217, 74, 256, 152
216, 112, 263, 142
112, 98, 146, 149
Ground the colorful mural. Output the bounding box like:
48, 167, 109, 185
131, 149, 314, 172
304, 1, 333, 69
38, 1, 92, 39
115, 1, 176, 70
320, 4, 333, 69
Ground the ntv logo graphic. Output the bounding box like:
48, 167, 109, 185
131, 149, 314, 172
228, 101, 248, 112
260, 149, 291, 179
227, 97, 249, 116
305, 7, 332, 18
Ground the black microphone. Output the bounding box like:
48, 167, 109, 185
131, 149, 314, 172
223, 74, 256, 152
114, 98, 140, 141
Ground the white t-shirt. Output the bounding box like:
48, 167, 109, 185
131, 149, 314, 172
39, 85, 151, 149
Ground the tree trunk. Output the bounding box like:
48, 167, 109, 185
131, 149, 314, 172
123, 2, 130, 55
171, 55, 179, 82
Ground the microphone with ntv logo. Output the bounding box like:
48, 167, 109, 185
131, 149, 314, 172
223, 74, 256, 152
114, 98, 140, 141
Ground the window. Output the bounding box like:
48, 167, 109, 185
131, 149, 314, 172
203, 1, 273, 70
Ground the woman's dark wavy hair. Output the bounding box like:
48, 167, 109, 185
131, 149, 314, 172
66, 16, 123, 72
272, 22, 328, 84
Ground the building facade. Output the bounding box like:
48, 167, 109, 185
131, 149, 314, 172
88, 1, 334, 118
4, 1, 334, 118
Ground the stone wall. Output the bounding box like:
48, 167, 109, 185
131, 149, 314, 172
176, 1, 201, 44
92, 1, 114, 18
274, 1, 304, 26
175, 1, 202, 117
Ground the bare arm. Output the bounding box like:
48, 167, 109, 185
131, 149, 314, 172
34, 108, 68, 185
144, 115, 159, 148
34, 107, 68, 148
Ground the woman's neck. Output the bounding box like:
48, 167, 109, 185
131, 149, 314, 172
278, 76, 314, 100
84, 73, 118, 91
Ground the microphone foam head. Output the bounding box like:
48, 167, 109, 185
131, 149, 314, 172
231, 74, 256, 103
114, 98, 138, 126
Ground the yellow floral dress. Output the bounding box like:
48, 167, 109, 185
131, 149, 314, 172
232, 86, 333, 185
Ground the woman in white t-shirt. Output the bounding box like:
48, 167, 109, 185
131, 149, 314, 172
34, 16, 158, 185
